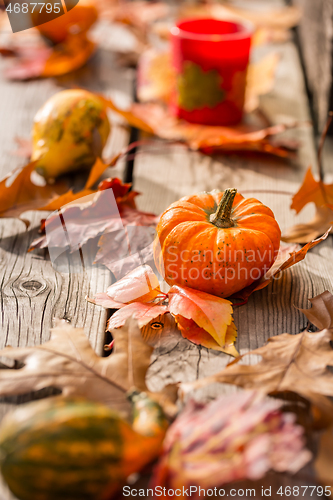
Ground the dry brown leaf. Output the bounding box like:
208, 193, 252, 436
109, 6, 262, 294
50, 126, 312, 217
233, 230, 330, 303
182, 324, 333, 426
300, 290, 333, 331
282, 206, 333, 244
0, 319, 153, 417
0, 319, 178, 419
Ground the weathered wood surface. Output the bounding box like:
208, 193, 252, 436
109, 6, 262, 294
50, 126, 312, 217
0, 11, 331, 500
293, 0, 333, 131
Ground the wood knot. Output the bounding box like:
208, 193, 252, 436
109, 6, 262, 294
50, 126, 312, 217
16, 277, 48, 297
21, 280, 43, 292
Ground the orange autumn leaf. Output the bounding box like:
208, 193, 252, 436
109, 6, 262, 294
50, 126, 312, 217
0, 161, 67, 222
108, 99, 299, 158
282, 168, 333, 243
0, 156, 111, 226
175, 316, 239, 357
101, 96, 154, 134
38, 158, 113, 213
291, 167, 333, 214
3, 35, 95, 80
42, 35, 96, 78
168, 285, 234, 348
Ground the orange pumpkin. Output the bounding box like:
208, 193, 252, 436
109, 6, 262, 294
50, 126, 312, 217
154, 189, 281, 298
31, 0, 98, 45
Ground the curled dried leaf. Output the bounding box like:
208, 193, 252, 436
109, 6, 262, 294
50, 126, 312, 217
181, 314, 333, 427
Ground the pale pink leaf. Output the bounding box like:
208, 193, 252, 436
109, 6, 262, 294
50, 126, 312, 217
107, 265, 161, 304
108, 302, 168, 330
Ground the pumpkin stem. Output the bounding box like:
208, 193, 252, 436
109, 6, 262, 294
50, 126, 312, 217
210, 189, 237, 228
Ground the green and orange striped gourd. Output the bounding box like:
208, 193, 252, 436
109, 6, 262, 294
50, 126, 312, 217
0, 392, 168, 500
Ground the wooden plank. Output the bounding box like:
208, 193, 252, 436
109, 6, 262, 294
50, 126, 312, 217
293, 0, 333, 131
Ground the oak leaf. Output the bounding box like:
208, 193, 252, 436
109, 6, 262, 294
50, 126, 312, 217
0, 318, 176, 417
152, 390, 311, 497
182, 310, 333, 424
300, 290, 333, 331
0, 319, 150, 416
282, 168, 333, 243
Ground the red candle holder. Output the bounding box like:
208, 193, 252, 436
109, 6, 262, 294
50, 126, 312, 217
170, 18, 253, 126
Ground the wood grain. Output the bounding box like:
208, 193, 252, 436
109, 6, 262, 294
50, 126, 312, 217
293, 0, 333, 131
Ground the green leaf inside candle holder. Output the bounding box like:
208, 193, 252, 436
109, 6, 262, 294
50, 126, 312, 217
177, 61, 225, 112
